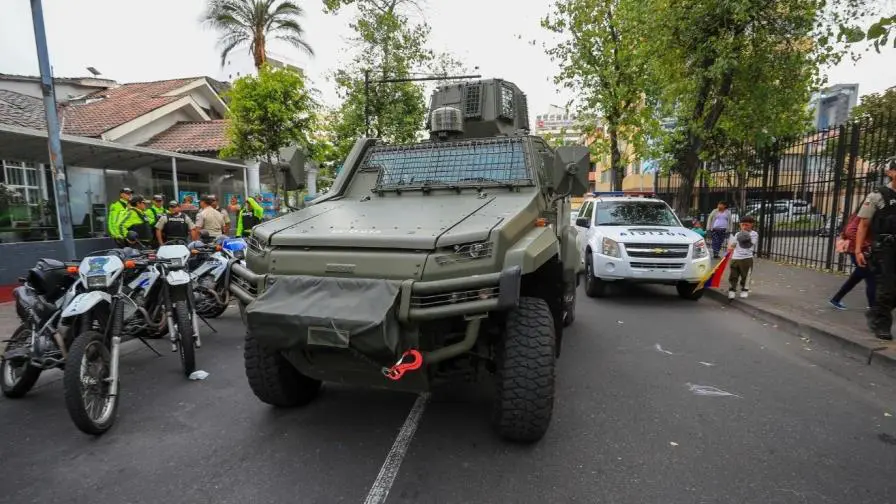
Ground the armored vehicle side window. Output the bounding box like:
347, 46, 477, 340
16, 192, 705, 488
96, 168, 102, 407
366, 138, 532, 190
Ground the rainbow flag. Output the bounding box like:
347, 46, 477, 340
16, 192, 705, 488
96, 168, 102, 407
693, 249, 733, 293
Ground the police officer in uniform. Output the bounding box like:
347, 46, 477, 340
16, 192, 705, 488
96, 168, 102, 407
155, 200, 196, 244
116, 195, 154, 246
856, 157, 896, 340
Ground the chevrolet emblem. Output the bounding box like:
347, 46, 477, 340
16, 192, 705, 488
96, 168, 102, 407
653, 248, 668, 254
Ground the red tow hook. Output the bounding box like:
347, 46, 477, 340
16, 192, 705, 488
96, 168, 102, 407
382, 349, 423, 381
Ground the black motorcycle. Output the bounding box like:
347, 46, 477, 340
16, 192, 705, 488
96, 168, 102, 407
1, 259, 81, 398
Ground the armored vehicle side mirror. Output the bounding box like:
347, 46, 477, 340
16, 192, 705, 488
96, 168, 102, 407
553, 146, 590, 196
575, 217, 591, 228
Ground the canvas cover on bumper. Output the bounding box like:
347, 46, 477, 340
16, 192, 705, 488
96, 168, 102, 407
245, 275, 403, 364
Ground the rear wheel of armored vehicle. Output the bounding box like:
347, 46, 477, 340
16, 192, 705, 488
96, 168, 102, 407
244, 330, 321, 407
1, 325, 43, 399
583, 255, 607, 298
676, 281, 704, 301
492, 296, 556, 443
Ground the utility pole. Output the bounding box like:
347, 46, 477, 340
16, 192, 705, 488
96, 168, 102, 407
30, 0, 76, 260
362, 73, 482, 138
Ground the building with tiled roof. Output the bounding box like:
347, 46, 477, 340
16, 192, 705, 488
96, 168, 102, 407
141, 120, 230, 154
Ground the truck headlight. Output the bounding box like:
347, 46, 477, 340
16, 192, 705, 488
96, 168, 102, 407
693, 239, 708, 258
602, 237, 621, 258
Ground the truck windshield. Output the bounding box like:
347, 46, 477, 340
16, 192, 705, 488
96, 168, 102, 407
596, 201, 681, 226
366, 138, 532, 190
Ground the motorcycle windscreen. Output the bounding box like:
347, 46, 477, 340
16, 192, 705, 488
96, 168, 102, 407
245, 275, 402, 364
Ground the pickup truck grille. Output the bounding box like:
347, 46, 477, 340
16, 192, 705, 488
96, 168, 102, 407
630, 262, 685, 270
411, 286, 499, 308
623, 243, 690, 259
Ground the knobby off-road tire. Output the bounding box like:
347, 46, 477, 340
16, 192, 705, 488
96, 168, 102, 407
0, 325, 42, 398
63, 330, 119, 435
492, 296, 556, 443
173, 301, 196, 377
244, 330, 321, 407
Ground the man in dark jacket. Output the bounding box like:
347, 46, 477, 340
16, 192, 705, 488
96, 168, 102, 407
856, 157, 896, 340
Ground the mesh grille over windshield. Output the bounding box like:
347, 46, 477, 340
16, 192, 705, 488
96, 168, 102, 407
364, 137, 532, 190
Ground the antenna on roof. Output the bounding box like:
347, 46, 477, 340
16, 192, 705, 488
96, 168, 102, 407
86, 66, 101, 76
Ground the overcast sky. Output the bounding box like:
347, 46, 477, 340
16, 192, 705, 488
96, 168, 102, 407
2, 0, 894, 123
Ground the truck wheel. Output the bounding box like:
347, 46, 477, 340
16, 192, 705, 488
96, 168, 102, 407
584, 255, 607, 298
492, 296, 556, 443
244, 330, 321, 407
676, 281, 705, 301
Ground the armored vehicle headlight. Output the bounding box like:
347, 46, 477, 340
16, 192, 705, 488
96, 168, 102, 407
602, 237, 621, 258
435, 241, 493, 265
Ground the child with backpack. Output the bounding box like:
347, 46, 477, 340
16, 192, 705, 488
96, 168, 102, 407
727, 216, 759, 300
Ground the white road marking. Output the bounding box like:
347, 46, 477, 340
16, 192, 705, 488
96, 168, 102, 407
364, 392, 430, 504
686, 383, 741, 398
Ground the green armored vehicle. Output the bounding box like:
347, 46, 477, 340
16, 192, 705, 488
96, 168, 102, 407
230, 78, 589, 442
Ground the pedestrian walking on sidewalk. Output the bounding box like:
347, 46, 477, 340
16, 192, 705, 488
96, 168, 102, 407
707, 201, 734, 258
829, 205, 875, 310
727, 216, 758, 300
856, 157, 896, 340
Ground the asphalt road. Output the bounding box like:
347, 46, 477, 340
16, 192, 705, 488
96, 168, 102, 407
2, 284, 896, 504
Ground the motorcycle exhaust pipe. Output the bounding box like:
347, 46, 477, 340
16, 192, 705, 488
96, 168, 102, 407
53, 330, 68, 359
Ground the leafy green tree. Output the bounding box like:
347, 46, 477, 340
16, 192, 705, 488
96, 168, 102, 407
221, 64, 319, 197
202, 0, 313, 68
850, 86, 896, 167
820, 0, 895, 56
543, 0, 657, 191
635, 0, 821, 214
323, 0, 469, 160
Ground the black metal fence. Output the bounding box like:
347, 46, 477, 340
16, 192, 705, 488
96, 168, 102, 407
655, 111, 896, 272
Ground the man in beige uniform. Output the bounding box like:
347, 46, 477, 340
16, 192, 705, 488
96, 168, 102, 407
195, 195, 226, 238
208, 194, 231, 235
856, 157, 896, 340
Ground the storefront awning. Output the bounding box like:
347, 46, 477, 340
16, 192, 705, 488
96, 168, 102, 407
0, 123, 246, 174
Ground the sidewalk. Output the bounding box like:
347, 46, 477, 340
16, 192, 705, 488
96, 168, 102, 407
704, 258, 896, 370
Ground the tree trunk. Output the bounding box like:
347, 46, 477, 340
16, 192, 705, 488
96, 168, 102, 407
253, 35, 267, 68
673, 144, 701, 216
609, 127, 623, 191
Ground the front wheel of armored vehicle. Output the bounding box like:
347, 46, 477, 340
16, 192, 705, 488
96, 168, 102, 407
492, 297, 556, 443
244, 330, 321, 407
676, 281, 704, 301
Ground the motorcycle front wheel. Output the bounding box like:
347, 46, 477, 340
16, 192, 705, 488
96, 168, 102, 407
0, 325, 42, 398
173, 300, 196, 377
63, 330, 119, 435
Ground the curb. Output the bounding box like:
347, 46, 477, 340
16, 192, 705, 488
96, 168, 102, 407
703, 288, 896, 374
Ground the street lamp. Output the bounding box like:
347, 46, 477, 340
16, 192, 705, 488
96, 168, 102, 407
363, 70, 482, 137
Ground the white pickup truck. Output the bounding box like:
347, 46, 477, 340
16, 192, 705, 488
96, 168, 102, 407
575, 193, 712, 300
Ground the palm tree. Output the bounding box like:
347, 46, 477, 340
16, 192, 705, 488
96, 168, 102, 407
203, 0, 314, 69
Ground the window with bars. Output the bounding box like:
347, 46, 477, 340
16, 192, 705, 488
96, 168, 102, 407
2, 160, 42, 221
366, 138, 533, 190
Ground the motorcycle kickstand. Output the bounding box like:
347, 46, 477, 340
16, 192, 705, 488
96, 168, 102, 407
196, 312, 217, 333
135, 335, 163, 357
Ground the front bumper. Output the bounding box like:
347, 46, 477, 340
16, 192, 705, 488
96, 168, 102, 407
593, 253, 711, 283
229, 263, 522, 322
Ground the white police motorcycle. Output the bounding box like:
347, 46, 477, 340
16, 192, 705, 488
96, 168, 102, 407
189, 233, 247, 318
60, 241, 198, 435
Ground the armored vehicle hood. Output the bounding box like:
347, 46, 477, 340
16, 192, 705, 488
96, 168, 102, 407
257, 192, 535, 250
